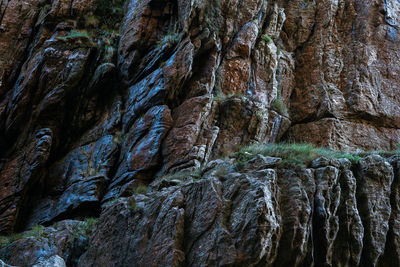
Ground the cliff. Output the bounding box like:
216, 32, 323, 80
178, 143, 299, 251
0, 0, 399, 266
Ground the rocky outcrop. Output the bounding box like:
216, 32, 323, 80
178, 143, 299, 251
1, 154, 399, 266
0, 0, 400, 266
0, 219, 97, 266
78, 154, 399, 266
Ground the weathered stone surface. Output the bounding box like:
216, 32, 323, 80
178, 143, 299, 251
0, 259, 15, 267
273, 168, 315, 266
0, 0, 41, 97
0, 128, 53, 233
75, 153, 398, 266
356, 155, 394, 266
79, 191, 185, 267
284, 0, 400, 150
379, 155, 400, 266
244, 154, 282, 171
313, 166, 341, 266
0, 0, 400, 265
288, 118, 400, 152
332, 160, 364, 267
26, 135, 118, 227
81, 167, 281, 267
106, 105, 173, 198
0, 220, 96, 267
32, 255, 66, 267
162, 96, 215, 172
2, 153, 400, 266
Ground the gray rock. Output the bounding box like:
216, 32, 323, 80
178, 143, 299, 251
244, 154, 282, 170
32, 255, 66, 267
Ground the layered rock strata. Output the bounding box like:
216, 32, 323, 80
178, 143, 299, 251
0, 0, 400, 266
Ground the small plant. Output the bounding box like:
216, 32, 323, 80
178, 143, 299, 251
81, 218, 98, 235
85, 15, 100, 28
134, 184, 148, 195
57, 30, 91, 42
71, 218, 98, 241
271, 97, 288, 116
128, 197, 143, 213
106, 197, 119, 206
262, 35, 273, 44
356, 149, 400, 158
129, 198, 136, 211
30, 225, 46, 239
213, 91, 245, 102
0, 236, 11, 248
157, 33, 179, 48
0, 224, 48, 249
24, 7, 39, 20
191, 168, 203, 179
36, 4, 51, 26
96, 0, 124, 28
214, 166, 229, 177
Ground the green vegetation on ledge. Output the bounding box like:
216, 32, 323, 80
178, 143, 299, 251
0, 218, 98, 249
233, 143, 364, 168
0, 225, 47, 249
56, 0, 125, 50
56, 30, 91, 42
233, 143, 400, 169
262, 35, 273, 44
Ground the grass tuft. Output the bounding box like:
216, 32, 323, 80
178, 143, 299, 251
271, 97, 288, 116
157, 33, 180, 48
134, 184, 148, 195
57, 30, 91, 42
233, 143, 363, 169
0, 224, 47, 249
262, 35, 273, 44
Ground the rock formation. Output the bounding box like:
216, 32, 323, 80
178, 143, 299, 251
0, 0, 399, 266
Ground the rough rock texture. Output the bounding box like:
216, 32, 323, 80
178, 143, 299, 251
0, 219, 97, 266
0, 0, 400, 266
1, 154, 397, 266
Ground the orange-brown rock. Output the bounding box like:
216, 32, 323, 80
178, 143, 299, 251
0, 0, 399, 265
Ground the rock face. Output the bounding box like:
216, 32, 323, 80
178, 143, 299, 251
0, 0, 400, 266
2, 154, 400, 267
0, 219, 97, 266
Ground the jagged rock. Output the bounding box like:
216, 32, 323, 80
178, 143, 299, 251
32, 255, 66, 267
332, 159, 364, 267
356, 155, 394, 266
285, 0, 400, 151
244, 154, 282, 170
313, 166, 341, 266
0, 128, 53, 233
273, 168, 315, 266
162, 96, 215, 172
0, 220, 96, 266
0, 0, 400, 265
26, 135, 119, 227
80, 168, 281, 266
106, 105, 173, 198
287, 119, 400, 152
379, 155, 400, 266
0, 0, 41, 97
0, 259, 15, 267
1, 154, 400, 266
